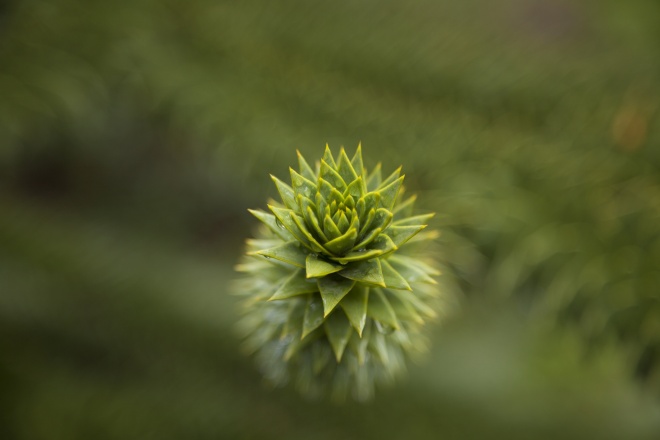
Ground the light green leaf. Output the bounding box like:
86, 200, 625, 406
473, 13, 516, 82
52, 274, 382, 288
369, 234, 398, 256
323, 227, 358, 256
324, 309, 353, 362
379, 166, 402, 189
365, 162, 382, 191
318, 274, 356, 316
323, 213, 342, 241
368, 289, 400, 330
247, 209, 293, 240
343, 176, 364, 199
268, 205, 311, 248
357, 192, 380, 222
320, 160, 346, 191
269, 269, 318, 300
358, 208, 376, 236
302, 294, 325, 339
386, 291, 423, 324
390, 289, 437, 319
271, 175, 297, 209
354, 227, 382, 251
380, 259, 411, 290
351, 143, 365, 178
336, 148, 359, 185
392, 213, 435, 226
322, 144, 337, 168
306, 253, 343, 278
297, 150, 317, 181
340, 285, 369, 336
367, 208, 393, 234
392, 194, 417, 219
281, 298, 307, 338
290, 168, 317, 200
339, 258, 385, 287
255, 240, 307, 268
290, 212, 326, 253
336, 211, 350, 233
387, 225, 427, 247
318, 177, 334, 202
304, 205, 328, 242
377, 176, 404, 210
388, 255, 439, 284
331, 249, 383, 264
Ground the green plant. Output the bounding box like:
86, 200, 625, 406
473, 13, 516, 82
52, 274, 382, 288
234, 145, 450, 400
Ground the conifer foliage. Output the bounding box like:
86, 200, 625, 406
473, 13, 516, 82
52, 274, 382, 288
235, 145, 446, 400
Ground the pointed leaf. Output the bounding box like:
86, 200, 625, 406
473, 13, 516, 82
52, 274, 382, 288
380, 259, 412, 290
354, 227, 382, 250
318, 274, 356, 316
336, 211, 350, 233
340, 285, 369, 336
269, 269, 318, 300
304, 205, 328, 242
306, 253, 343, 278
378, 166, 402, 189
387, 225, 427, 247
392, 194, 417, 219
269, 205, 311, 248
387, 291, 423, 324
388, 255, 439, 284
302, 294, 325, 338
322, 144, 337, 168
255, 240, 307, 268
336, 148, 359, 185
297, 150, 317, 181
368, 234, 398, 256
393, 213, 435, 226
320, 160, 347, 191
290, 212, 325, 253
351, 143, 365, 178
357, 192, 380, 222
331, 249, 383, 264
339, 258, 385, 287
368, 289, 400, 330
323, 227, 358, 256
247, 209, 293, 240
324, 309, 353, 362
366, 162, 382, 191
358, 208, 376, 236
343, 176, 364, 199
323, 213, 342, 241
390, 289, 437, 318
271, 175, 297, 209
281, 298, 307, 338
290, 168, 317, 200
367, 208, 393, 235
377, 176, 404, 210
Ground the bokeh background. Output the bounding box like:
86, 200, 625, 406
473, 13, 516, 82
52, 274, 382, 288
1, 0, 660, 438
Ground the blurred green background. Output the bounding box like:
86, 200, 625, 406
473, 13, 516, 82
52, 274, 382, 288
1, 0, 660, 438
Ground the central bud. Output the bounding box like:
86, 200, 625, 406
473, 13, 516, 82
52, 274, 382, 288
270, 145, 404, 261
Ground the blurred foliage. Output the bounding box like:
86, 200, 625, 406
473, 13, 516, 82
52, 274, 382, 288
1, 0, 660, 438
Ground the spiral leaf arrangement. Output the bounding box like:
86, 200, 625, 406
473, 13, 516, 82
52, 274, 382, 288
235, 145, 446, 400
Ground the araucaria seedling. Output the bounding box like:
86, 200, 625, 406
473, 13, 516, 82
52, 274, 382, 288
234, 144, 445, 401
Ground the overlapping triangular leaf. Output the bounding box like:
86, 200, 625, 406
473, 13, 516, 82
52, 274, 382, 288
255, 240, 307, 268
318, 274, 356, 316
367, 289, 400, 330
324, 310, 353, 361
340, 285, 369, 336
339, 258, 385, 287
269, 269, 319, 300
306, 254, 343, 278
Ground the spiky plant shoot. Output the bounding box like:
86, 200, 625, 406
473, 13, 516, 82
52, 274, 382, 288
234, 144, 448, 401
